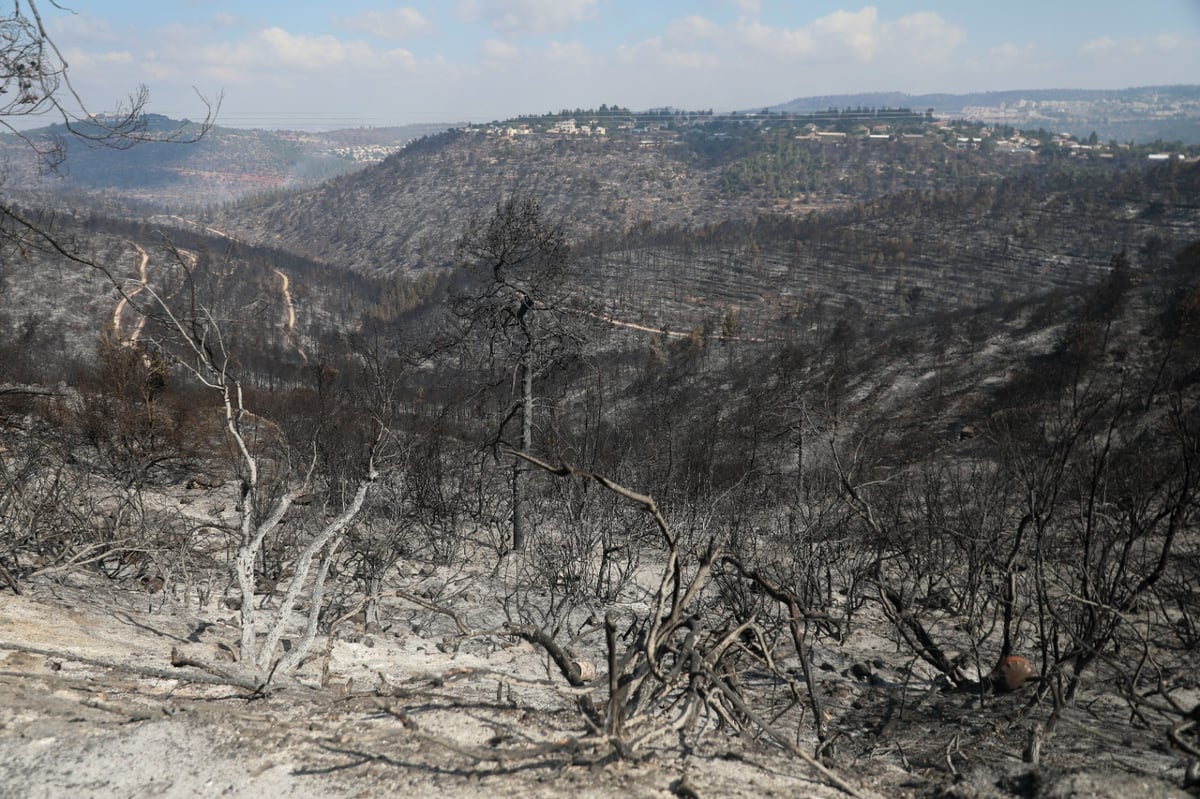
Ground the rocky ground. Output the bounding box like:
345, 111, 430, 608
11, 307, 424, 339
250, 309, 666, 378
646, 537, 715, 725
0, 574, 867, 799
1, 556, 1195, 799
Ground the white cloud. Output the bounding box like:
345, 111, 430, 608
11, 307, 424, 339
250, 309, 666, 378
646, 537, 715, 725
659, 47, 721, 70
703, 0, 761, 13
1080, 36, 1119, 57
385, 47, 419, 67
481, 38, 520, 61
457, 0, 482, 24
808, 7, 881, 60
665, 16, 722, 45
186, 27, 418, 86
334, 7, 434, 40
732, 8, 962, 64
614, 35, 719, 84
460, 0, 599, 36
1080, 32, 1196, 61
609, 7, 972, 114
256, 28, 374, 69
886, 12, 964, 63
60, 47, 135, 68
545, 39, 597, 66
1153, 34, 1182, 52
989, 42, 1040, 62
968, 41, 1049, 86
733, 8, 887, 62
736, 18, 817, 58
45, 14, 119, 45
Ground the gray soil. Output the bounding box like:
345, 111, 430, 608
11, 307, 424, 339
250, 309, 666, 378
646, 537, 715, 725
1, 569, 1196, 799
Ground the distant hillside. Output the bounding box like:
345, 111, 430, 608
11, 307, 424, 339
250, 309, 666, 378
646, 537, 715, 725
0, 117, 452, 208
195, 119, 1200, 346
769, 85, 1200, 144
2, 85, 1194, 212
207, 119, 1197, 281
0, 206, 384, 372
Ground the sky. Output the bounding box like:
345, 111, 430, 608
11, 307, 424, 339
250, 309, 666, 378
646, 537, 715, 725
37, 0, 1200, 130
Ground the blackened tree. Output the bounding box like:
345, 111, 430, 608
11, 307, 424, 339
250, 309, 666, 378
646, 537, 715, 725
452, 194, 584, 552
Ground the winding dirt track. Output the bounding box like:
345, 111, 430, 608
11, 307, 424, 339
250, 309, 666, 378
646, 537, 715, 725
110, 236, 307, 361
574, 309, 773, 343
111, 244, 150, 343
274, 269, 296, 333
274, 268, 308, 362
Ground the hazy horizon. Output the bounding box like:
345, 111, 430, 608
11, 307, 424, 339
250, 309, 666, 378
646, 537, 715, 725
25, 1, 1199, 132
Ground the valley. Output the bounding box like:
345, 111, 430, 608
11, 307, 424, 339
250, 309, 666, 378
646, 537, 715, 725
2, 89, 1200, 799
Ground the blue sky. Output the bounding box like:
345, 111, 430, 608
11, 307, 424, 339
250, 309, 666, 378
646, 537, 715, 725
41, 1, 1200, 129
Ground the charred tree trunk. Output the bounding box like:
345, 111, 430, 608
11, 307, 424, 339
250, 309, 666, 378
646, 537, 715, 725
512, 351, 534, 552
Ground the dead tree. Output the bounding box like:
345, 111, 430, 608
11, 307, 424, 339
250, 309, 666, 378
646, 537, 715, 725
506, 449, 866, 798
137, 256, 386, 682
452, 194, 583, 552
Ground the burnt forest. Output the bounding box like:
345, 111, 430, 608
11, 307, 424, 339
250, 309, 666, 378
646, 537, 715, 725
3, 78, 1200, 799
